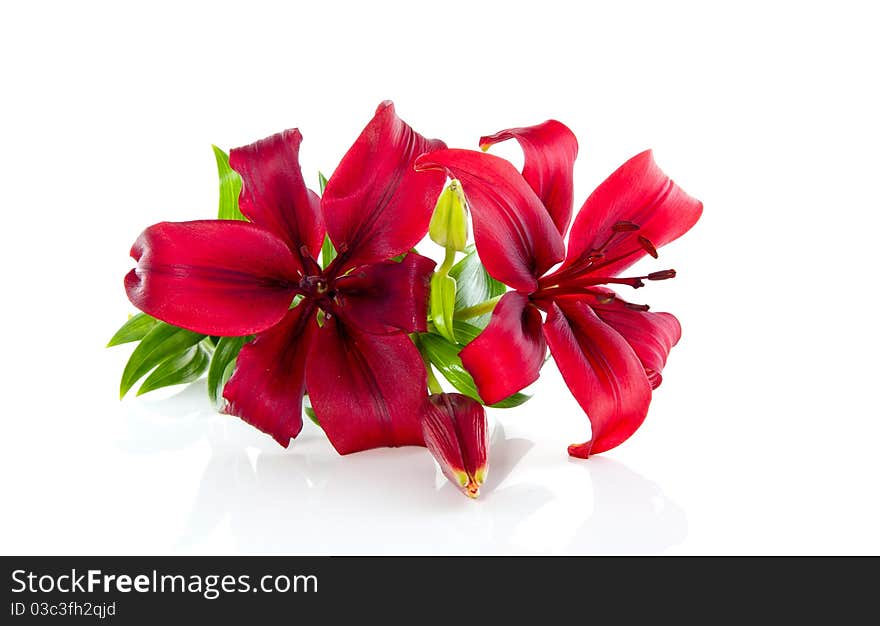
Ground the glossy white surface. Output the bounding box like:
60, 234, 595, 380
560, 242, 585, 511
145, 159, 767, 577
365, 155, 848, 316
2, 1, 879, 554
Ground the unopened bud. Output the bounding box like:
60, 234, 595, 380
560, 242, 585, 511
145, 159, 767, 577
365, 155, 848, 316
421, 393, 488, 498
429, 180, 469, 251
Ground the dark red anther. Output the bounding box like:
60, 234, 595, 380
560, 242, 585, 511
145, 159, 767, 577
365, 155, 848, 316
612, 221, 640, 232
648, 269, 676, 281
624, 303, 650, 312
637, 235, 658, 258
587, 252, 606, 262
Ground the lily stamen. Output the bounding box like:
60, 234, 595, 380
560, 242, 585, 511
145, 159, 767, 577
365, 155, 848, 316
637, 235, 658, 258
647, 269, 676, 281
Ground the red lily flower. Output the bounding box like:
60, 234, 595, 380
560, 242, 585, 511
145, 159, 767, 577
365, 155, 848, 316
415, 122, 702, 457
125, 102, 446, 453
421, 393, 488, 498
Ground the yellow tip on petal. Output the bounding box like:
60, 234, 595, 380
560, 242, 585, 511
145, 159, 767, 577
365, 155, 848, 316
473, 467, 487, 486
479, 143, 490, 152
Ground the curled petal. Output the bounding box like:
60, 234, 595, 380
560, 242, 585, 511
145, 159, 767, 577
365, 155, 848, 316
480, 120, 578, 236
306, 319, 427, 455
459, 292, 546, 405
222, 303, 317, 446
421, 393, 488, 498
322, 101, 446, 270
125, 220, 299, 336
565, 150, 703, 276
229, 129, 324, 268
543, 299, 652, 457
587, 291, 682, 389
333, 253, 435, 334
415, 149, 565, 292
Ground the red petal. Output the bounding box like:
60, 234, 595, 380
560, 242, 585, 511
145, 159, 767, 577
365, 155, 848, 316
543, 299, 652, 457
222, 303, 317, 446
588, 291, 682, 389
480, 120, 578, 236
321, 101, 446, 269
565, 150, 703, 277
229, 130, 324, 270
421, 394, 488, 498
125, 221, 299, 336
415, 149, 565, 292
306, 319, 427, 455
459, 292, 546, 405
333, 253, 435, 334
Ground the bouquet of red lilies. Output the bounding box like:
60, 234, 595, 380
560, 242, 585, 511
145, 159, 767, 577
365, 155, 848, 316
110, 101, 702, 498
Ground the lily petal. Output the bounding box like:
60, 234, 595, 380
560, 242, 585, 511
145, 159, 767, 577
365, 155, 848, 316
459, 292, 546, 405
125, 220, 299, 336
333, 253, 435, 334
588, 291, 682, 389
306, 319, 427, 455
565, 150, 703, 277
321, 101, 446, 270
416, 149, 565, 292
480, 120, 578, 236
222, 303, 317, 446
229, 129, 324, 269
543, 299, 652, 457
421, 393, 488, 498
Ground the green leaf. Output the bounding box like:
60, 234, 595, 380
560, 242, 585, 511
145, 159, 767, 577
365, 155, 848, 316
488, 391, 531, 409
430, 272, 457, 343
120, 322, 206, 398
419, 333, 530, 409
137, 343, 211, 396
107, 313, 160, 347
207, 335, 249, 407
318, 171, 329, 194
449, 245, 506, 329
451, 320, 483, 346
303, 396, 323, 428
304, 407, 322, 428
213, 145, 245, 221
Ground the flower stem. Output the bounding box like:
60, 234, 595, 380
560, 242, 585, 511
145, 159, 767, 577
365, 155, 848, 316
453, 294, 504, 320
438, 245, 456, 276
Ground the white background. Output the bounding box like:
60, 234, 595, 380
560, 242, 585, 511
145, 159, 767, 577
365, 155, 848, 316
1, 1, 878, 555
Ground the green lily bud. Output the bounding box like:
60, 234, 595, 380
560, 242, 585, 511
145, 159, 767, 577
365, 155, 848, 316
429, 179, 469, 252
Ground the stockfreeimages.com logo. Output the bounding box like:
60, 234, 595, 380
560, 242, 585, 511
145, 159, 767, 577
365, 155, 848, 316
11, 569, 317, 600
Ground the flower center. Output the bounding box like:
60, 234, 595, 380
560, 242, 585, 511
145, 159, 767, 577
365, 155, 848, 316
533, 220, 676, 308
300, 274, 328, 296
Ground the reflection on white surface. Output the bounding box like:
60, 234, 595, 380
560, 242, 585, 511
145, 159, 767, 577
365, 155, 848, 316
115, 382, 686, 555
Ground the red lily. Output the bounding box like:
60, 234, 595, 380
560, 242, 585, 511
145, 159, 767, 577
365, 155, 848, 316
125, 102, 446, 454
415, 122, 702, 457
